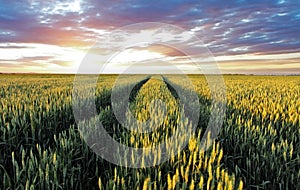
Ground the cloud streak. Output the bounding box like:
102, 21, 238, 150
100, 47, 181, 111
0, 0, 299, 73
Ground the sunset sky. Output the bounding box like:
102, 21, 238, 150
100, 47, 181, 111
0, 0, 300, 74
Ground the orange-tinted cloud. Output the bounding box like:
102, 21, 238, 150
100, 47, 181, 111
0, 0, 300, 74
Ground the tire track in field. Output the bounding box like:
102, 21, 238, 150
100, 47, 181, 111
162, 76, 205, 134
128, 77, 151, 103
125, 75, 181, 147
129, 75, 179, 122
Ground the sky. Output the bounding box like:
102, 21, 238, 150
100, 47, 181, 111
0, 0, 300, 74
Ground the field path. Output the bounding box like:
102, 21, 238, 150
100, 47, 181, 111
129, 75, 179, 124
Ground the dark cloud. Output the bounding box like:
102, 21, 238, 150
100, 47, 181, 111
0, 0, 299, 73
1, 0, 299, 52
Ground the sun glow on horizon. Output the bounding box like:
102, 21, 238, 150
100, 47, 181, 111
1, 0, 299, 74
110, 49, 164, 64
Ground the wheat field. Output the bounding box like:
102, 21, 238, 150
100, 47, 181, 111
0, 74, 299, 189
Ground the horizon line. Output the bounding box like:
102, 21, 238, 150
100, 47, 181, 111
1, 72, 300, 76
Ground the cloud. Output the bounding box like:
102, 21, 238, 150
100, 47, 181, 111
0, 0, 299, 73
0, 43, 85, 72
